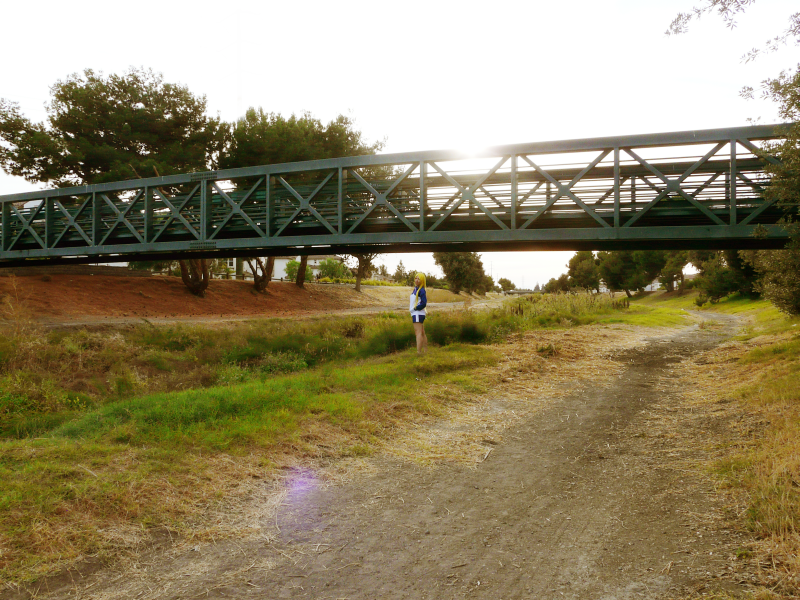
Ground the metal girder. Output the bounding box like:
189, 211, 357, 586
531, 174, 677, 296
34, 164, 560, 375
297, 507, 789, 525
0, 124, 794, 267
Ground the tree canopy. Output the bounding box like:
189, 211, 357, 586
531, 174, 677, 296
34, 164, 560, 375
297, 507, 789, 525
318, 257, 351, 279
596, 251, 666, 297
567, 251, 600, 291
0, 68, 384, 187
0, 68, 225, 186
497, 277, 516, 293
433, 252, 494, 295
219, 108, 382, 170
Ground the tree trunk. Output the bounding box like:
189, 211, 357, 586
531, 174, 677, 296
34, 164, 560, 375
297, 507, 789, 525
355, 262, 365, 292
179, 259, 209, 297
247, 257, 274, 292
678, 271, 685, 294
296, 255, 308, 288
235, 258, 244, 280
624, 288, 633, 298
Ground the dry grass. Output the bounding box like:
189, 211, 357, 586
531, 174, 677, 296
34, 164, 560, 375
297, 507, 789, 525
676, 326, 800, 597
359, 285, 464, 305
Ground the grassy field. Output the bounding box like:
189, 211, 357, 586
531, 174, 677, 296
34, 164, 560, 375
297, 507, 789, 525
10, 287, 795, 587
0, 291, 644, 583
14, 287, 793, 586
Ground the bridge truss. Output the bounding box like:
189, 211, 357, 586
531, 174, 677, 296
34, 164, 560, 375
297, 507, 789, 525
0, 124, 793, 267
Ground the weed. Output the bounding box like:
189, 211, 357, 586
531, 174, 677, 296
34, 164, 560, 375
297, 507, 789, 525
537, 343, 560, 357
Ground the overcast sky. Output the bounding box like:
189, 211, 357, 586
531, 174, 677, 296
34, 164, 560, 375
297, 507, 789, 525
1, 0, 797, 286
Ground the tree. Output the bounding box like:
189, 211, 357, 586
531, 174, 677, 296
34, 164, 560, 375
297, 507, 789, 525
597, 250, 667, 297
179, 259, 209, 297
543, 274, 571, 294
393, 261, 409, 284
0, 68, 225, 187
218, 108, 382, 170
424, 273, 447, 289
597, 251, 638, 297
0, 68, 226, 296
246, 256, 274, 293
723, 249, 759, 296
498, 277, 516, 292
344, 253, 379, 292
433, 251, 490, 295
219, 108, 383, 291
630, 251, 667, 291
659, 251, 689, 292
477, 275, 498, 296
567, 251, 600, 292
318, 257, 350, 279
745, 224, 800, 314
690, 250, 759, 301
285, 258, 312, 283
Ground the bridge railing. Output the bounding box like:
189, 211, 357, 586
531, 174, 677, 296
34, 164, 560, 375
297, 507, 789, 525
0, 124, 792, 266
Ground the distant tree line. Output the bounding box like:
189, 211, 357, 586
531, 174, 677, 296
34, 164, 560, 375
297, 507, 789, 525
541, 245, 800, 315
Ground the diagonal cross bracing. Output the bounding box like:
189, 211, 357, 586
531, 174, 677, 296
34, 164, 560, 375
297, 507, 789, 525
0, 124, 793, 264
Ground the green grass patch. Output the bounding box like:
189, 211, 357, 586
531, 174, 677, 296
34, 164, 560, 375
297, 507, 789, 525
0, 293, 633, 444
597, 304, 691, 327
0, 344, 494, 582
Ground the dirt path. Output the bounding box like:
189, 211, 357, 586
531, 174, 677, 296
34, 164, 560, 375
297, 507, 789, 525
11, 314, 756, 600
248, 316, 745, 600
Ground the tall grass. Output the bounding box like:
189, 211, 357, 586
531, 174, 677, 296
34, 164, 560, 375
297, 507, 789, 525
0, 345, 495, 582
0, 293, 628, 441
716, 337, 800, 543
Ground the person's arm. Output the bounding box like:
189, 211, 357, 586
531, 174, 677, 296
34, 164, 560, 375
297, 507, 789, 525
414, 288, 427, 311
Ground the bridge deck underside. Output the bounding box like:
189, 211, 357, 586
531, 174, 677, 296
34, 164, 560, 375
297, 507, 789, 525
0, 125, 794, 265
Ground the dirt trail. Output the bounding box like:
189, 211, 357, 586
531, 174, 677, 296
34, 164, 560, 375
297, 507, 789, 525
9, 313, 761, 600
247, 315, 745, 600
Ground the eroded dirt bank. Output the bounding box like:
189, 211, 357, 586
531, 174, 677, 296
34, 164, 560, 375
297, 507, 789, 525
7, 315, 758, 600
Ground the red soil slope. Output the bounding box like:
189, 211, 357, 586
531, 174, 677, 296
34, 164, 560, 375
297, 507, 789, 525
0, 275, 380, 323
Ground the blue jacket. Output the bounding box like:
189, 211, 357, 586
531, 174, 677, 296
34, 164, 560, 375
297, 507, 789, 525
412, 287, 427, 312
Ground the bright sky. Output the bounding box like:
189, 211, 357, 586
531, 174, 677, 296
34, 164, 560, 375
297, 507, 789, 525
1, 0, 797, 287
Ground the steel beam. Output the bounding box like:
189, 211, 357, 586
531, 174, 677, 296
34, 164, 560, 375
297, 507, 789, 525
0, 124, 793, 267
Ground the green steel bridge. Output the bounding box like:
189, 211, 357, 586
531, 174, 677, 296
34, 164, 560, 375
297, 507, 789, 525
0, 124, 793, 267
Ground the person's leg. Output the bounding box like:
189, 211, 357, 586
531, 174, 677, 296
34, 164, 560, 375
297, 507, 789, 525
413, 321, 424, 354
421, 321, 428, 353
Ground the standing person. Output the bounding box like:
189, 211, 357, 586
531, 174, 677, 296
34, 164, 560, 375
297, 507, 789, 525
410, 273, 428, 355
